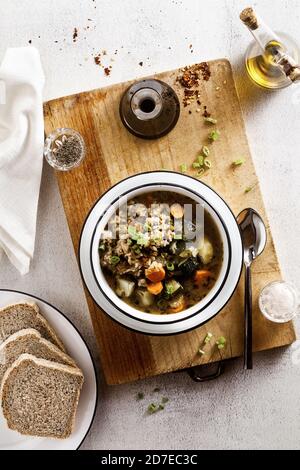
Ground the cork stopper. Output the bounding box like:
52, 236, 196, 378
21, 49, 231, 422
240, 7, 259, 30
280, 59, 300, 82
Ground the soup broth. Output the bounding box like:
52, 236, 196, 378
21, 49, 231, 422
99, 191, 223, 314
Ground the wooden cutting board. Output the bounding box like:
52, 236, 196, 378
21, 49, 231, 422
44, 59, 296, 385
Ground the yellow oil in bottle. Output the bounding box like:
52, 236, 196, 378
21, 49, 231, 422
246, 40, 290, 89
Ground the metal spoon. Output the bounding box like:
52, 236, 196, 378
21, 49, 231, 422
237, 208, 267, 370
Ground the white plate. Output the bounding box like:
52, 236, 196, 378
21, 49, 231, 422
0, 290, 97, 450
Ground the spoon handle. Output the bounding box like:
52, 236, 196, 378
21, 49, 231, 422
244, 264, 253, 369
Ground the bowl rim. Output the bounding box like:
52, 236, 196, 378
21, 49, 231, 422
90, 181, 231, 324
78, 171, 243, 335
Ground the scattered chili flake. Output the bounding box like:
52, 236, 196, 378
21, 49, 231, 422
139, 61, 143, 66
203, 106, 211, 118
198, 61, 211, 81
176, 62, 211, 108
28, 40, 32, 44
73, 28, 78, 42
104, 67, 111, 76
94, 55, 101, 66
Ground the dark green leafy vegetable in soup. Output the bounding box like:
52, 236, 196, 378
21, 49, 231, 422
99, 192, 223, 314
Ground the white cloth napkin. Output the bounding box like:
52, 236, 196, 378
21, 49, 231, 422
0, 47, 45, 275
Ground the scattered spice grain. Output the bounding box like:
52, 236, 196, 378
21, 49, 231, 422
73, 28, 78, 42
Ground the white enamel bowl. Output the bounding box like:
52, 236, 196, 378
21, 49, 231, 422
79, 171, 243, 335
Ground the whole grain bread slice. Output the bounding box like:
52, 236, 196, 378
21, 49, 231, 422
0, 303, 65, 351
0, 353, 84, 439
0, 329, 77, 384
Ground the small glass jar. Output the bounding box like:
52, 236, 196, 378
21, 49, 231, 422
44, 128, 85, 171
259, 281, 299, 323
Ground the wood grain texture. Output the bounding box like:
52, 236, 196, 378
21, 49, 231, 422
44, 59, 296, 385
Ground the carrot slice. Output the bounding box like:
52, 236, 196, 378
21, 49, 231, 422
194, 270, 212, 285
147, 281, 164, 296
145, 265, 166, 283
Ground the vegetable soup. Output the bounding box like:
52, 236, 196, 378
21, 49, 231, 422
99, 192, 223, 314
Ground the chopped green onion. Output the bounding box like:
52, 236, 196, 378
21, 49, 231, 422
161, 397, 169, 404
153, 387, 161, 393
133, 245, 141, 254
180, 163, 188, 173
166, 261, 175, 271
147, 403, 160, 414
99, 244, 105, 251
209, 130, 220, 141
110, 256, 120, 266
204, 117, 218, 125
216, 336, 227, 350
204, 332, 213, 344
159, 404, 165, 410
202, 146, 210, 157
192, 162, 201, 169
128, 225, 138, 240
136, 392, 144, 400
197, 155, 205, 166
232, 159, 245, 166
245, 185, 255, 193
204, 159, 212, 169
198, 349, 205, 356
197, 168, 205, 178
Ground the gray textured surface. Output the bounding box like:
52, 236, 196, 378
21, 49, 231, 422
1, 0, 300, 450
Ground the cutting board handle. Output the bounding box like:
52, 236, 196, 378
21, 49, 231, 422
186, 361, 225, 382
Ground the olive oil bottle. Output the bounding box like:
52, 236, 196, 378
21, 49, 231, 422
240, 7, 300, 89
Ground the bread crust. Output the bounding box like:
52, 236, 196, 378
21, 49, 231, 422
0, 328, 78, 383
0, 354, 84, 439
0, 302, 66, 351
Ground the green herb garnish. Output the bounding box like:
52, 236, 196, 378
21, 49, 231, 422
209, 130, 220, 142
136, 392, 145, 400
159, 404, 165, 410
110, 256, 120, 266
161, 397, 169, 404
192, 162, 201, 169
166, 262, 175, 271
245, 185, 255, 193
198, 349, 205, 356
232, 159, 245, 167
153, 387, 161, 393
147, 403, 160, 414
216, 336, 227, 350
204, 332, 213, 344
128, 225, 148, 246
204, 117, 218, 125
197, 168, 205, 177
197, 155, 205, 166
202, 146, 210, 157
133, 245, 141, 255
180, 163, 188, 173
204, 159, 212, 169
99, 244, 105, 251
